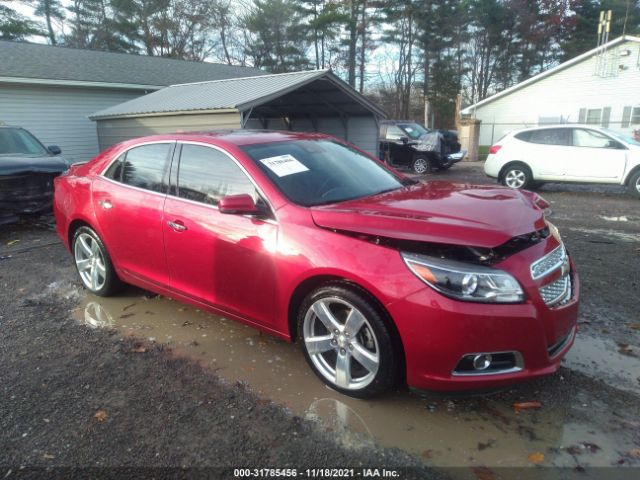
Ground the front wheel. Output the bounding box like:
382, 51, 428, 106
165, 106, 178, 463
411, 156, 432, 175
628, 170, 640, 199
501, 164, 532, 189
73, 226, 122, 296
298, 284, 401, 398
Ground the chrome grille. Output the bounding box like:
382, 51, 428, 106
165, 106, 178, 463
530, 245, 566, 280
539, 275, 572, 307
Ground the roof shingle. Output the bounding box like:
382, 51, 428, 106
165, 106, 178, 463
0, 41, 264, 87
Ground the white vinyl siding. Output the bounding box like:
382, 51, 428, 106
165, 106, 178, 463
0, 84, 143, 162
465, 39, 640, 145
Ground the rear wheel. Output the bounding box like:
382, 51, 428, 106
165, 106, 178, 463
297, 284, 400, 398
628, 170, 640, 199
411, 156, 432, 175
72, 226, 121, 296
501, 164, 532, 189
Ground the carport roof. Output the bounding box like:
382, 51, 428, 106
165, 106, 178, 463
89, 70, 386, 120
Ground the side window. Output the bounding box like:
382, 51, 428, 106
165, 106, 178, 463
527, 129, 569, 146
572, 129, 618, 149
103, 153, 125, 181
177, 144, 255, 206
121, 143, 171, 193
385, 125, 405, 141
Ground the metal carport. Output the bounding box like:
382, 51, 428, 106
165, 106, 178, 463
89, 70, 386, 156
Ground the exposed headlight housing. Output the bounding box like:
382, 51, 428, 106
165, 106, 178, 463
401, 252, 524, 303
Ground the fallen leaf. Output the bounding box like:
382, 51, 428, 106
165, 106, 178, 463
565, 445, 582, 455
6, 239, 20, 246
131, 343, 146, 353
629, 448, 640, 457
514, 401, 542, 413
629, 323, 640, 331
528, 452, 544, 464
94, 410, 108, 422
421, 449, 433, 459
43, 454, 55, 459
471, 466, 496, 480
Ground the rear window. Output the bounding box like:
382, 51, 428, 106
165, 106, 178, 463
516, 129, 569, 146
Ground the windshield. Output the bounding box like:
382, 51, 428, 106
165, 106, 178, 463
0, 128, 49, 156
398, 123, 429, 139
602, 128, 640, 147
241, 139, 406, 206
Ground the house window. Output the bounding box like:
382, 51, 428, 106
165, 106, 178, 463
633, 107, 640, 125
586, 108, 602, 125
622, 106, 640, 127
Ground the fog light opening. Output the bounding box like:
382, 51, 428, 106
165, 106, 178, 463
472, 353, 492, 370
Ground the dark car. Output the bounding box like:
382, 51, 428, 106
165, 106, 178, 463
379, 121, 465, 174
0, 126, 69, 225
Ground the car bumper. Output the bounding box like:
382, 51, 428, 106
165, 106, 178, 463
445, 150, 466, 164
387, 259, 580, 392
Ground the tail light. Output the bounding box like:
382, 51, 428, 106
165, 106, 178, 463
488, 145, 502, 154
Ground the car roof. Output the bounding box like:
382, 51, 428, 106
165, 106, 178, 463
120, 130, 334, 148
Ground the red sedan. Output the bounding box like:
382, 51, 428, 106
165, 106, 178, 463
54, 131, 579, 398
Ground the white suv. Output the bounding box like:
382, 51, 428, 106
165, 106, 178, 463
484, 125, 640, 198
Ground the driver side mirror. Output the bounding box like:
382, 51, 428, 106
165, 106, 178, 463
48, 145, 62, 155
218, 194, 260, 215
400, 136, 409, 144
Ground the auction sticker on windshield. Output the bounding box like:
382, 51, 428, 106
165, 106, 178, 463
260, 154, 309, 177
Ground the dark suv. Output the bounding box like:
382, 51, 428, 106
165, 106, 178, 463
379, 121, 465, 174
0, 126, 69, 224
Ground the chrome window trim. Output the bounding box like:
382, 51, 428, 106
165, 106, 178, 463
530, 244, 566, 280
97, 139, 278, 224
451, 351, 524, 377
172, 140, 278, 224
99, 140, 177, 177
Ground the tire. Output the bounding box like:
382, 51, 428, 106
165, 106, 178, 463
72, 226, 122, 296
501, 163, 532, 189
628, 170, 640, 199
411, 156, 432, 175
297, 283, 401, 398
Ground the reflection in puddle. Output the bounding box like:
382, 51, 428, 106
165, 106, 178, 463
74, 289, 637, 470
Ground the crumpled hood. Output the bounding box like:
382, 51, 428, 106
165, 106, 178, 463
310, 181, 547, 248
0, 155, 69, 176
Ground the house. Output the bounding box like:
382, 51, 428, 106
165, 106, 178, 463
462, 35, 640, 148
0, 41, 263, 162
90, 70, 386, 156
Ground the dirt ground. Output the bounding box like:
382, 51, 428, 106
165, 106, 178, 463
1, 162, 639, 479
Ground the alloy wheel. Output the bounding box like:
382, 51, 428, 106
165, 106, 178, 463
636, 175, 640, 194
413, 158, 429, 174
74, 233, 107, 292
303, 297, 380, 390
505, 169, 526, 188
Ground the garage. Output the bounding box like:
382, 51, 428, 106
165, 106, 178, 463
90, 70, 386, 157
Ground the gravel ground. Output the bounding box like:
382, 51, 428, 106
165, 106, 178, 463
1, 162, 639, 479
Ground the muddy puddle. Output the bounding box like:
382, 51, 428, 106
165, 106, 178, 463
73, 289, 637, 471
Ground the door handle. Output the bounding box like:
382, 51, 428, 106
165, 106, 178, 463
167, 220, 187, 232
98, 200, 113, 210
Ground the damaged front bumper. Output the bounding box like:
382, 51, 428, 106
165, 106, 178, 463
0, 172, 61, 224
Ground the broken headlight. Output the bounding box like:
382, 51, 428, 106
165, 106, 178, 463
401, 252, 524, 303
